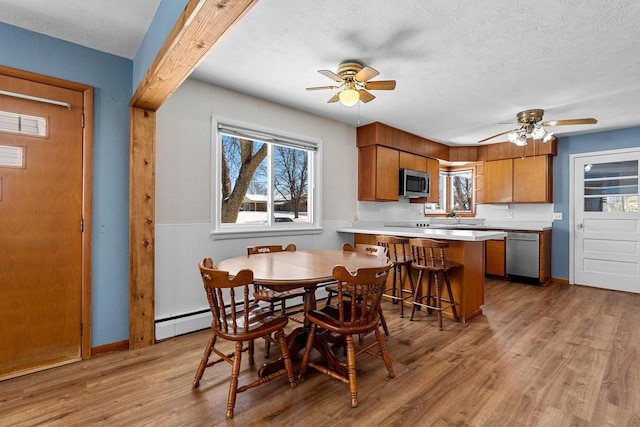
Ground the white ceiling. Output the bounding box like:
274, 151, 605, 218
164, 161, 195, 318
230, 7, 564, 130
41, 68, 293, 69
3, 0, 640, 146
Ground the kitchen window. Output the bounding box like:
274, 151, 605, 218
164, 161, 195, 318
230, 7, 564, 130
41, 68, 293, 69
211, 120, 322, 238
427, 168, 474, 215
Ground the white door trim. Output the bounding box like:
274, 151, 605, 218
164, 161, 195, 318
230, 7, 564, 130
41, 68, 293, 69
569, 146, 640, 285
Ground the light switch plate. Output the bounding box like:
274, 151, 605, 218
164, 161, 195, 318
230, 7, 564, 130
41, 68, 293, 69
553, 212, 563, 220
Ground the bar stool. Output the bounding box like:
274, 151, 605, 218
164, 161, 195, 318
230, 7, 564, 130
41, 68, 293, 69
376, 235, 415, 318
409, 238, 460, 330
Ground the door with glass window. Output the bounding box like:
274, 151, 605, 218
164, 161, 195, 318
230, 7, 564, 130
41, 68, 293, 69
572, 149, 639, 292
0, 73, 84, 379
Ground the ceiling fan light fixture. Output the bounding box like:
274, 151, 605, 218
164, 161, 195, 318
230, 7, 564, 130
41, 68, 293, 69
515, 131, 528, 146
531, 125, 546, 140
507, 131, 519, 143
339, 87, 360, 107
542, 131, 554, 143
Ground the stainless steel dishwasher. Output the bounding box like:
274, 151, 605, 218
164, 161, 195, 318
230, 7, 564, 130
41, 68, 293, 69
506, 232, 540, 283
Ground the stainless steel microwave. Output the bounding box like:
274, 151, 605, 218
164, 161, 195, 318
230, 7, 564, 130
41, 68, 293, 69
399, 169, 430, 198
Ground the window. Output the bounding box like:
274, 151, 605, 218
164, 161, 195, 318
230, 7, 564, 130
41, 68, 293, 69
427, 168, 474, 215
583, 160, 638, 212
212, 121, 321, 238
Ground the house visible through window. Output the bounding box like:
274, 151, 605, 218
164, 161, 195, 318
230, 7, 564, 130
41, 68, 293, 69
213, 122, 320, 235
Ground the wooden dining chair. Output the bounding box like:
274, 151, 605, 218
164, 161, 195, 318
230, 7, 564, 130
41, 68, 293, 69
247, 243, 305, 357
376, 235, 415, 318
325, 243, 391, 335
409, 238, 460, 330
193, 258, 296, 419
298, 263, 395, 408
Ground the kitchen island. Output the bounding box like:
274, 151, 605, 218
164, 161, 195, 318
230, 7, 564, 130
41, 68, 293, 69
337, 225, 507, 323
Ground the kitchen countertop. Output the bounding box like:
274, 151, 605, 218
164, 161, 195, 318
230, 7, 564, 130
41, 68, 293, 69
336, 226, 507, 242
337, 220, 553, 241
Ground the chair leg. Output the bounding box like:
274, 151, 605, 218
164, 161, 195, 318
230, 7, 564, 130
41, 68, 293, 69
276, 329, 297, 389
345, 335, 358, 408
298, 324, 317, 380
397, 265, 404, 317
378, 305, 390, 336
405, 264, 416, 313
226, 341, 243, 419
410, 270, 424, 320
434, 273, 443, 331
193, 334, 216, 387
426, 271, 434, 314
375, 327, 395, 379
444, 272, 459, 321
264, 334, 271, 359
249, 339, 255, 364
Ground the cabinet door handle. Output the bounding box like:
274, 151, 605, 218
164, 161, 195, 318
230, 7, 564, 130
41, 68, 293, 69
576, 223, 583, 228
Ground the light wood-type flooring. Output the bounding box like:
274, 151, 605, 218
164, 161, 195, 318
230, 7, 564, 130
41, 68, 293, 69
1, 279, 639, 426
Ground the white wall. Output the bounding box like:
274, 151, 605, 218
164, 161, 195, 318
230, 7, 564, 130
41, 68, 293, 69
154, 78, 358, 338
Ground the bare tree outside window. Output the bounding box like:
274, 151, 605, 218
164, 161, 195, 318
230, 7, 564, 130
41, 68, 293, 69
451, 172, 473, 211
273, 146, 308, 219
219, 132, 312, 225
220, 135, 267, 223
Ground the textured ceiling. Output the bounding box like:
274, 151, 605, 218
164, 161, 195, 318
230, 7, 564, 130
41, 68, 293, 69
0, 0, 161, 59
2, 0, 640, 145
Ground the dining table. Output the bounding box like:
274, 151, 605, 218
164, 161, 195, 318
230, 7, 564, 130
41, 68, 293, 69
215, 248, 391, 378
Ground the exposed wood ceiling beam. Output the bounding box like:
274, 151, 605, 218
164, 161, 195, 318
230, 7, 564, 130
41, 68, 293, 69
131, 0, 259, 111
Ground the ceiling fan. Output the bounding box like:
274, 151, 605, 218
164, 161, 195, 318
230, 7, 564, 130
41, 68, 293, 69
305, 61, 396, 107
478, 109, 598, 145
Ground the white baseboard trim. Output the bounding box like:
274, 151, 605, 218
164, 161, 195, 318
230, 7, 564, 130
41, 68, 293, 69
156, 311, 211, 341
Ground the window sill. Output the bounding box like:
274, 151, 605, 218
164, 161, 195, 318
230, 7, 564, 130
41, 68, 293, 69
211, 226, 324, 241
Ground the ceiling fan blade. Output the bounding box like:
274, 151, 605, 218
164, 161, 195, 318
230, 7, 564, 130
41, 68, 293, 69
477, 128, 518, 143
358, 89, 376, 103
327, 93, 340, 103
318, 69, 343, 83
541, 118, 598, 126
306, 85, 340, 91
364, 80, 396, 90
354, 66, 379, 82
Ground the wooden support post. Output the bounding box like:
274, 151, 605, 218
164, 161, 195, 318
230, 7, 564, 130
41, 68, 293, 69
129, 107, 156, 349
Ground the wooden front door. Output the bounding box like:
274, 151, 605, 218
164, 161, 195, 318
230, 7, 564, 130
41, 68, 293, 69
0, 73, 85, 380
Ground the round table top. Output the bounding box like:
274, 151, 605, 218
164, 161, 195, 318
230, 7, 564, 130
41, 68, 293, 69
215, 249, 390, 290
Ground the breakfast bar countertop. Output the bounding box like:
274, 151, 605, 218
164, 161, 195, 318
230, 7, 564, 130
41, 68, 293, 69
336, 226, 507, 242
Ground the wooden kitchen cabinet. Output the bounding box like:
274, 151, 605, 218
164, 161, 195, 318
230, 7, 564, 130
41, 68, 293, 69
399, 151, 427, 172
358, 145, 399, 201
483, 159, 513, 203
485, 239, 506, 277
483, 156, 553, 204
426, 157, 440, 203
513, 155, 553, 203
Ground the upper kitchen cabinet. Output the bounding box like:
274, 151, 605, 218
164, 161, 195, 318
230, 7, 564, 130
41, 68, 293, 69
358, 145, 399, 201
357, 122, 445, 202
483, 155, 553, 203
399, 151, 426, 171
513, 155, 553, 203
484, 159, 513, 203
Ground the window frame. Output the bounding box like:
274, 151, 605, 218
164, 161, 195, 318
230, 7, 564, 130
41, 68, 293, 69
425, 165, 476, 217
211, 118, 323, 240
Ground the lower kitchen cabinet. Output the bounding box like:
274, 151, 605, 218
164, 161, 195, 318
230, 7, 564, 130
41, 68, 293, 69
485, 239, 506, 277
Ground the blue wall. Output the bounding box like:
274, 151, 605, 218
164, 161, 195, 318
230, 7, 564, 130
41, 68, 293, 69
133, 0, 189, 91
0, 22, 132, 346
0, 1, 189, 347
552, 126, 640, 280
